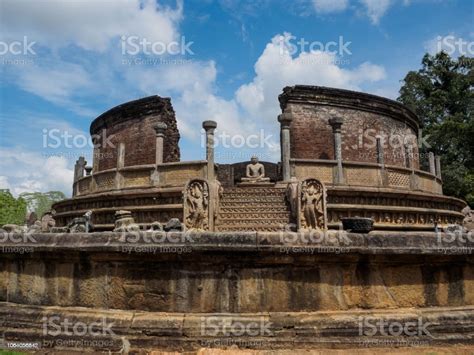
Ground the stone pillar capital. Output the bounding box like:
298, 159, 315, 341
153, 122, 168, 137
328, 117, 344, 133
202, 120, 217, 133
278, 112, 293, 128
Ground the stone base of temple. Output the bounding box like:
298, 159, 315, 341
1, 231, 473, 352
1, 303, 473, 352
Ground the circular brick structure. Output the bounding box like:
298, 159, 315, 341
90, 95, 180, 171
279, 85, 421, 168
53, 87, 466, 231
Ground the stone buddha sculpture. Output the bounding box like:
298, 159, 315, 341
241, 156, 270, 183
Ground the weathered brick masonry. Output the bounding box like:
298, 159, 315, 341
279, 85, 421, 168
90, 95, 180, 171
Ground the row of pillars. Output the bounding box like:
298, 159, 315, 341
74, 115, 443, 186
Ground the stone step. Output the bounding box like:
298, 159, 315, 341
219, 213, 290, 219
217, 186, 291, 232
220, 196, 287, 202
216, 224, 290, 232
220, 207, 289, 213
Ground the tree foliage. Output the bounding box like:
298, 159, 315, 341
398, 52, 473, 206
0, 189, 27, 226
19, 191, 66, 218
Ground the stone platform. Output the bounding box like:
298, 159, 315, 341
0, 231, 473, 352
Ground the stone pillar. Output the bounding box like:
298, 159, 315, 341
91, 137, 99, 173
404, 144, 412, 169
376, 138, 384, 165
435, 155, 442, 178
428, 152, 436, 175
117, 143, 125, 169
329, 117, 344, 184
376, 138, 388, 187
154, 122, 167, 165
278, 112, 293, 181
73, 156, 86, 183
202, 120, 217, 181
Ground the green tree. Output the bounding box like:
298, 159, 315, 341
398, 52, 474, 206
19, 191, 66, 218
0, 189, 27, 226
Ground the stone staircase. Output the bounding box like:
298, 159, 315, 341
216, 184, 292, 232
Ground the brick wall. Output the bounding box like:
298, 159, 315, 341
280, 86, 421, 169
90, 96, 180, 172
287, 103, 420, 168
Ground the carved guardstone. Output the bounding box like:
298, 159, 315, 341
183, 179, 210, 231
297, 178, 327, 231
462, 206, 474, 232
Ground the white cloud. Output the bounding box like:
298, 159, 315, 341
1, 30, 387, 193
236, 33, 386, 121
359, 0, 392, 24
0, 148, 73, 196
312, 0, 348, 13
0, 0, 183, 52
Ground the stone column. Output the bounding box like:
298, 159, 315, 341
428, 152, 436, 175
376, 138, 384, 165
73, 156, 86, 183
117, 143, 125, 169
202, 120, 217, 181
91, 137, 99, 173
404, 144, 412, 169
153, 122, 167, 165
376, 138, 388, 187
435, 155, 442, 178
278, 112, 293, 181
329, 117, 344, 184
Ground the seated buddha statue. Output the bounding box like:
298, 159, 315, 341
241, 156, 270, 183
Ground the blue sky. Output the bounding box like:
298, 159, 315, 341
0, 0, 472, 196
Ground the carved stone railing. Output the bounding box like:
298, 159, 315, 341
290, 159, 442, 195
73, 161, 209, 196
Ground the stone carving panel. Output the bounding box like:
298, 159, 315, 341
123, 170, 150, 188
387, 170, 410, 188
78, 178, 91, 194
183, 179, 210, 231
95, 172, 115, 190
297, 178, 327, 231
345, 167, 379, 186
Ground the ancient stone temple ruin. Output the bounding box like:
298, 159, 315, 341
53, 85, 465, 232
1, 86, 472, 352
